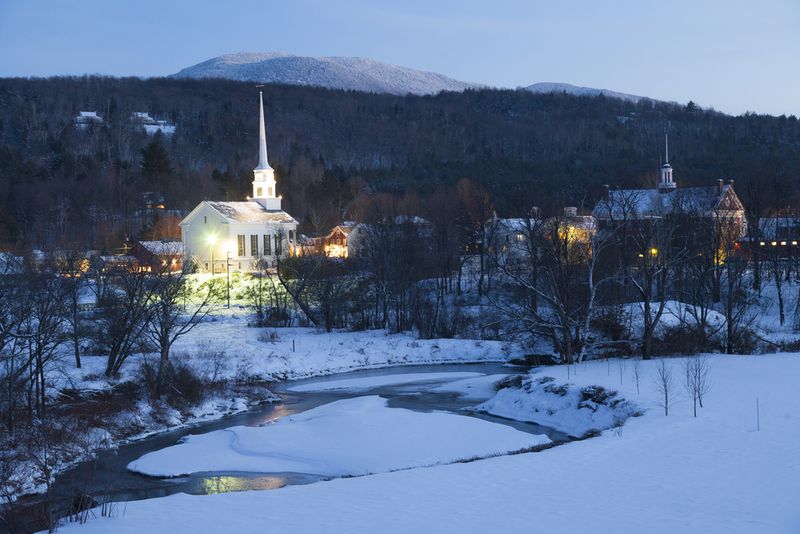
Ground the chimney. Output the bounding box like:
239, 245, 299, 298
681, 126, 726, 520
717, 178, 724, 195
728, 179, 735, 189
529, 206, 541, 218
563, 206, 578, 218
603, 184, 610, 200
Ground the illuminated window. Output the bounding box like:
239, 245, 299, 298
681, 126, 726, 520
237, 235, 245, 256
251, 235, 259, 257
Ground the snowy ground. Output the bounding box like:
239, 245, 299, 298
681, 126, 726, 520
54, 353, 800, 533
128, 395, 549, 477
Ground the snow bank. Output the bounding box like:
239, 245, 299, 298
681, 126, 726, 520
128, 396, 550, 477
472, 375, 639, 437
167, 317, 517, 381
430, 373, 509, 400
64, 354, 800, 534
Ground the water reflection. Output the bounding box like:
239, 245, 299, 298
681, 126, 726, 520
200, 475, 287, 494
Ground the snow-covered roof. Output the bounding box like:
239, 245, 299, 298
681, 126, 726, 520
206, 201, 297, 225
138, 240, 184, 256
757, 217, 800, 240
131, 112, 154, 122
593, 185, 737, 220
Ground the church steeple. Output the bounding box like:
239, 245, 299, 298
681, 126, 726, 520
255, 91, 272, 172
252, 91, 281, 210
658, 133, 676, 192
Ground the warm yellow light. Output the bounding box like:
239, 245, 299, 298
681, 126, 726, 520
638, 253, 644, 258
759, 241, 765, 246
793, 241, 798, 246
650, 247, 658, 256
771, 241, 777, 246
781, 241, 787, 246
206, 233, 218, 245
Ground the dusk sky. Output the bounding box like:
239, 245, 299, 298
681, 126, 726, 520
1, 0, 798, 116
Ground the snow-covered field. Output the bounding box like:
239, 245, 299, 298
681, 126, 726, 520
54, 353, 800, 533
65, 313, 518, 389
128, 395, 549, 477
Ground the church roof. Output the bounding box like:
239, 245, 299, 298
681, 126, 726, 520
206, 201, 297, 224
593, 184, 741, 220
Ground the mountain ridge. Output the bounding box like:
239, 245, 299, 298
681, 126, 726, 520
171, 52, 482, 95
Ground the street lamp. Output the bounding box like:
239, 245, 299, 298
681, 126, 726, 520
225, 240, 234, 309
206, 233, 217, 274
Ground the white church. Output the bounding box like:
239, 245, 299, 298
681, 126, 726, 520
180, 93, 298, 273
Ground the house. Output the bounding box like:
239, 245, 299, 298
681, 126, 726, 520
131, 112, 176, 136
74, 111, 103, 129
180, 93, 298, 273
486, 207, 596, 265
322, 222, 362, 258
744, 216, 800, 259
132, 240, 184, 272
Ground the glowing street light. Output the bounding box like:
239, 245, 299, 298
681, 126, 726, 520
206, 233, 218, 274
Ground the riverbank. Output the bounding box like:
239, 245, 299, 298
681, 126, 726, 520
6, 318, 521, 502
53, 353, 800, 533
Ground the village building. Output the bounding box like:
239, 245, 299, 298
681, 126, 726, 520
321, 222, 362, 258
74, 111, 103, 129
131, 240, 184, 272
131, 112, 176, 136
593, 137, 747, 244
180, 93, 298, 273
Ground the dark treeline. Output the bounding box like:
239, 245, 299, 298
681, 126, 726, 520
1, 76, 800, 248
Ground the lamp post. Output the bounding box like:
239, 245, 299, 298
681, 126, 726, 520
206, 233, 217, 275
225, 241, 234, 309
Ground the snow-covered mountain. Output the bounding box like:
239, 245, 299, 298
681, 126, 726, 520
171, 53, 481, 95
524, 82, 645, 103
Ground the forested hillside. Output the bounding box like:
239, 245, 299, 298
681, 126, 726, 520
1, 76, 799, 249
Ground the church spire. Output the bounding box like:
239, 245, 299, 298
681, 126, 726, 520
255, 91, 272, 171
252, 92, 280, 209
658, 133, 676, 191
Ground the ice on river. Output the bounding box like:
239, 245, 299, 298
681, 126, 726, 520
286, 371, 484, 392
128, 396, 550, 477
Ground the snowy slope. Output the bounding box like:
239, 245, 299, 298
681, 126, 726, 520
56, 354, 800, 534
171, 53, 481, 95
525, 82, 645, 103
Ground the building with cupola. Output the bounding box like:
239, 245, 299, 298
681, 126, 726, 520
180, 93, 298, 273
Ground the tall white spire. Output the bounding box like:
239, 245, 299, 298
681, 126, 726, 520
252, 92, 280, 209
658, 132, 676, 191
255, 91, 272, 171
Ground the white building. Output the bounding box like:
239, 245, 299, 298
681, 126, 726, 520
180, 93, 298, 273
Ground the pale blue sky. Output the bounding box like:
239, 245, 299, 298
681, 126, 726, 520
1, 0, 798, 116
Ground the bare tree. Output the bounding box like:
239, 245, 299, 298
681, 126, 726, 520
100, 265, 152, 377
653, 359, 675, 416
631, 358, 642, 394
146, 268, 222, 397
683, 354, 711, 417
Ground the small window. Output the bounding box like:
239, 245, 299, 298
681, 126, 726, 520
275, 234, 282, 255
264, 235, 271, 255
250, 235, 259, 257
288, 230, 295, 243
204, 216, 207, 224
257, 187, 263, 197
237, 235, 245, 257
268, 187, 274, 197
